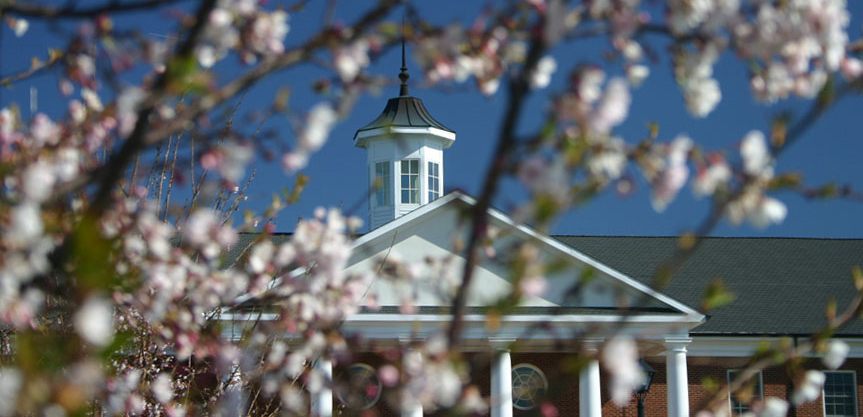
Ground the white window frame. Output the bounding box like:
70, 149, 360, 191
373, 161, 391, 207
400, 159, 420, 204
427, 161, 440, 202
511, 363, 548, 411
335, 363, 382, 410
823, 370, 858, 417
727, 370, 763, 415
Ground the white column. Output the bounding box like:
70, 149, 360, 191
490, 349, 513, 417
312, 359, 333, 417
401, 346, 423, 417
579, 358, 602, 417
665, 338, 691, 417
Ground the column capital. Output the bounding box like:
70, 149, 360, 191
398, 336, 427, 345
664, 336, 692, 351
581, 338, 604, 352
488, 337, 516, 349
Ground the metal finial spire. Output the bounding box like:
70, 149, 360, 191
398, 16, 410, 96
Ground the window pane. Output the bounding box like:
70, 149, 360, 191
401, 160, 408, 172
825, 372, 857, 417
411, 190, 418, 203
374, 162, 391, 206
410, 175, 418, 189
401, 190, 409, 203
401, 176, 409, 188
410, 160, 418, 172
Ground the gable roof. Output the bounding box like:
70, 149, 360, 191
228, 196, 862, 337
554, 236, 863, 336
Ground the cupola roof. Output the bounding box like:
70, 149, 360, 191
353, 34, 454, 141
354, 95, 454, 137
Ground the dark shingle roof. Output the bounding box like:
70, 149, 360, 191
354, 96, 454, 137
231, 232, 863, 336
553, 236, 863, 336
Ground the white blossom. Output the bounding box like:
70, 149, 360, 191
530, 56, 557, 89
627, 65, 649, 87
651, 135, 692, 212
0, 368, 21, 416
740, 131, 770, 176
759, 397, 789, 417
185, 209, 218, 246
74, 296, 115, 347
30, 113, 59, 147
334, 39, 370, 82
588, 138, 627, 181
81, 88, 103, 111
601, 336, 645, 405
299, 103, 337, 152
683, 77, 721, 117
792, 370, 825, 405
246, 10, 289, 55
591, 78, 631, 135
11, 19, 28, 37
9, 203, 43, 247
746, 197, 787, 229
151, 373, 173, 403
21, 161, 55, 203
693, 156, 731, 197
823, 340, 849, 370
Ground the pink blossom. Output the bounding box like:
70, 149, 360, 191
591, 78, 630, 135
519, 275, 548, 297
334, 40, 370, 82
30, 114, 59, 147
840, 57, 863, 80
693, 154, 731, 197
651, 136, 692, 212
378, 364, 400, 386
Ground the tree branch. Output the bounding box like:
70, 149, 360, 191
0, 0, 185, 19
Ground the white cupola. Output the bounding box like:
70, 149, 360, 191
354, 43, 455, 230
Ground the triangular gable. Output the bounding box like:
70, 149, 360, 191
348, 192, 704, 321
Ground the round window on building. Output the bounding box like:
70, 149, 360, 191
511, 363, 548, 410
335, 363, 382, 410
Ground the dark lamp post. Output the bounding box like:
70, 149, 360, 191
635, 359, 656, 417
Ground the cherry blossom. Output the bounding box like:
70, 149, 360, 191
74, 296, 115, 346
823, 339, 850, 370
792, 370, 826, 405
334, 39, 371, 82
0, 0, 855, 414
651, 135, 692, 212
530, 56, 558, 89
601, 336, 645, 405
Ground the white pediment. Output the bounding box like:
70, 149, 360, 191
347, 192, 700, 316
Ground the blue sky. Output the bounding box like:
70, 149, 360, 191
2, 0, 862, 238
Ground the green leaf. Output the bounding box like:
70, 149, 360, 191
68, 215, 116, 292
702, 277, 735, 311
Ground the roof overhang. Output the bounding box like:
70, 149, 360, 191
353, 126, 456, 149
